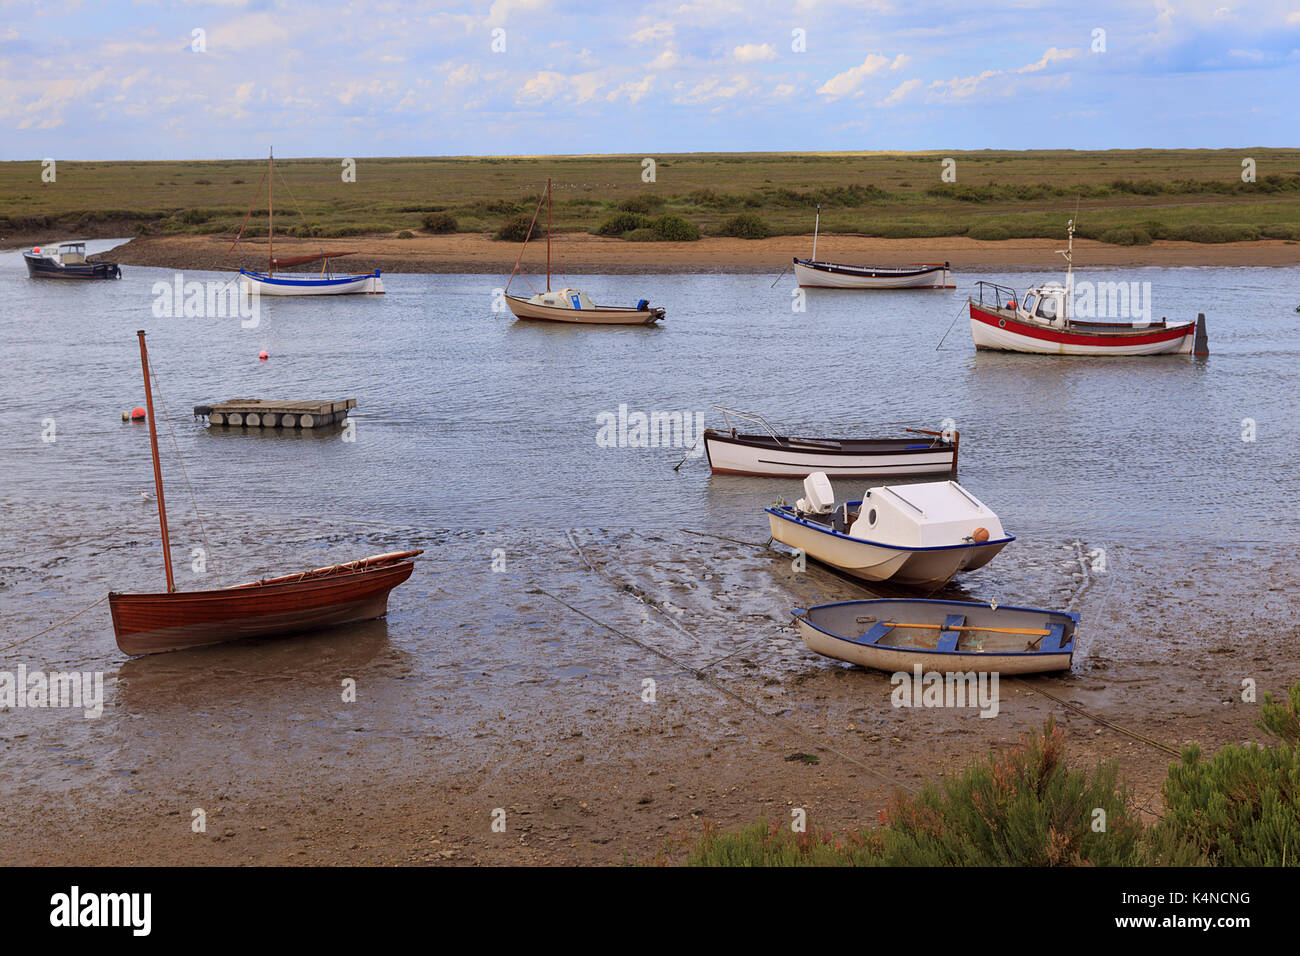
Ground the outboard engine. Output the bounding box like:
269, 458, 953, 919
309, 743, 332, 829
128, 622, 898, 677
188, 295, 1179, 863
796, 472, 835, 516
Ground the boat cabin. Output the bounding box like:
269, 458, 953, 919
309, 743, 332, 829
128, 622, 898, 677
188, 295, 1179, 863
794, 473, 1005, 547
526, 288, 596, 310
1015, 281, 1068, 328
31, 241, 88, 265
850, 480, 1005, 547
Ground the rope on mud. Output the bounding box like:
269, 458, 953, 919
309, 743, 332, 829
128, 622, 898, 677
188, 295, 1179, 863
678, 528, 769, 551
529, 585, 918, 793
1, 595, 109, 652
1023, 683, 1181, 757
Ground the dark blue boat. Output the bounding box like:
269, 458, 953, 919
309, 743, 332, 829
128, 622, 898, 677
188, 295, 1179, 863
24, 242, 121, 279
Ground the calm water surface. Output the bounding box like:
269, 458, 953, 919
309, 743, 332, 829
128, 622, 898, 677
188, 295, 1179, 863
2, 239, 1298, 808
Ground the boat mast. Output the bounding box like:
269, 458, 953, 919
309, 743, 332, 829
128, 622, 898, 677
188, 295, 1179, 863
812, 204, 820, 261
136, 330, 176, 593
546, 177, 551, 292
268, 147, 274, 277
1061, 218, 1074, 323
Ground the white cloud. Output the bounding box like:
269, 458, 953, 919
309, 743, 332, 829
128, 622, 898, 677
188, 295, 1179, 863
817, 53, 892, 98
878, 77, 921, 106
630, 22, 674, 44
732, 43, 775, 63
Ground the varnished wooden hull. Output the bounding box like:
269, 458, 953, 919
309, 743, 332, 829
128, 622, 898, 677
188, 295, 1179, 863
109, 559, 416, 655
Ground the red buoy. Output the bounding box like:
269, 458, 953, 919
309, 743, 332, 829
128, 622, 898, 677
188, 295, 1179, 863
131, 406, 146, 421
258, 350, 269, 361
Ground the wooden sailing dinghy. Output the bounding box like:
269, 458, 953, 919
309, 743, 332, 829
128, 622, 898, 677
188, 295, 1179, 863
792, 599, 1078, 674
504, 179, 665, 325
109, 331, 420, 656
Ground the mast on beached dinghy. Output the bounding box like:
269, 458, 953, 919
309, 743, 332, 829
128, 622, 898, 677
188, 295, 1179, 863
812, 203, 820, 261
1056, 218, 1074, 324
136, 330, 175, 593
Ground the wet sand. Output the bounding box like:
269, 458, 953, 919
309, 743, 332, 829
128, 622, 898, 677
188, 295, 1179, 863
95, 232, 1300, 275
3, 528, 1295, 865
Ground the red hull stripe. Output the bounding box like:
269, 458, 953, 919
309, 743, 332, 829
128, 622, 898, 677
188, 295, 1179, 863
969, 305, 1193, 347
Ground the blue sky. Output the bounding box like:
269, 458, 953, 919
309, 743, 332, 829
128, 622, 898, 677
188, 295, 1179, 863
2, 0, 1298, 159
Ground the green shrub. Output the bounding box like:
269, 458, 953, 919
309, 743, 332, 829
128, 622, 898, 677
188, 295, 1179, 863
1260, 224, 1300, 240
718, 213, 771, 239
623, 227, 660, 242
1099, 227, 1153, 246
396, 230, 414, 239
1150, 684, 1300, 866
495, 213, 541, 242
651, 214, 700, 241
618, 197, 652, 214
1167, 224, 1261, 243
685, 719, 1143, 867
422, 211, 458, 233
967, 222, 1011, 241
594, 212, 652, 236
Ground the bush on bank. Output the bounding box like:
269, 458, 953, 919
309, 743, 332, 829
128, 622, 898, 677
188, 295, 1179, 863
682, 682, 1300, 867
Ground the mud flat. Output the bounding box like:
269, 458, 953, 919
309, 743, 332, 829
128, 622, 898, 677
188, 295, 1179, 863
1, 526, 1295, 866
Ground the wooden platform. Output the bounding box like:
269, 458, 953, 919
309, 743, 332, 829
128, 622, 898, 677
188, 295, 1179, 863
193, 398, 356, 429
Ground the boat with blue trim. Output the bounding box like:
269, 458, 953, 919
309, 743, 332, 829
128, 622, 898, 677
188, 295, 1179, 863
504, 179, 664, 325
23, 241, 121, 279
231, 148, 384, 296
765, 472, 1013, 588
792, 599, 1077, 674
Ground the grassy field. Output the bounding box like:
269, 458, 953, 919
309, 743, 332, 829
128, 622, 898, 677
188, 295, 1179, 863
4, 149, 1300, 245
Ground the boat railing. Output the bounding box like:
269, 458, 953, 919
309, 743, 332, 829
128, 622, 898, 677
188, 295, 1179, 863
713, 405, 784, 441
973, 280, 1018, 308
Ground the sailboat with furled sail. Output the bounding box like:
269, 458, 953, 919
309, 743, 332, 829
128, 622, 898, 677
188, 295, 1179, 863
504, 178, 665, 325
109, 331, 420, 655
233, 148, 385, 295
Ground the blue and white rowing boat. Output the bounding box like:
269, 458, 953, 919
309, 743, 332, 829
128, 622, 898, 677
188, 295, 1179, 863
792, 599, 1078, 674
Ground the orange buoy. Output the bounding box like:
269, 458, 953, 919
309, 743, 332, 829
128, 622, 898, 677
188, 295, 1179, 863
123, 406, 146, 421
973, 527, 990, 543
258, 350, 269, 361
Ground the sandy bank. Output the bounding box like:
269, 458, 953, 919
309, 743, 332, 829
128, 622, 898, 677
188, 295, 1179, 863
98, 232, 1300, 275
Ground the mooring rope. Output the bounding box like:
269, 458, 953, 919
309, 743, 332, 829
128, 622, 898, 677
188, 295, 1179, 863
1, 595, 109, 652
557, 529, 919, 792
148, 360, 225, 588
530, 584, 918, 793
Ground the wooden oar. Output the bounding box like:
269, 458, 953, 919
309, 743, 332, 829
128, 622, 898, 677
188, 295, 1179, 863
881, 621, 1050, 637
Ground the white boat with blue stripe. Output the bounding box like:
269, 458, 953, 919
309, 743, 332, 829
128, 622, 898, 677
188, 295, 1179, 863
239, 265, 383, 296
765, 472, 1013, 588
792, 599, 1077, 674
231, 147, 384, 296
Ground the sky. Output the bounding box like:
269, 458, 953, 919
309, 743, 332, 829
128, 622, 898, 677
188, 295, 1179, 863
1, 0, 1298, 160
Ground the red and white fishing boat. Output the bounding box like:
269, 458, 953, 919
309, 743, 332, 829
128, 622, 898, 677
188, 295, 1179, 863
968, 220, 1207, 356
109, 331, 420, 655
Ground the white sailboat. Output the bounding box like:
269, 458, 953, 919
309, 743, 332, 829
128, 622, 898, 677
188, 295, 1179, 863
504, 179, 664, 325
235, 148, 384, 296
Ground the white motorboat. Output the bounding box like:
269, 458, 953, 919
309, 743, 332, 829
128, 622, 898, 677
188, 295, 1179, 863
765, 472, 1013, 588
